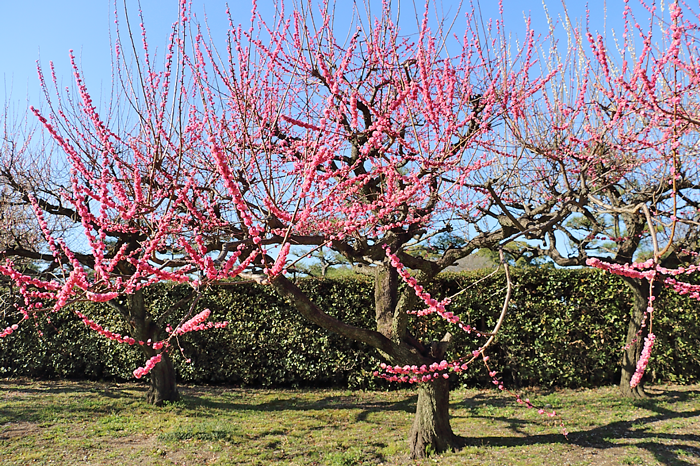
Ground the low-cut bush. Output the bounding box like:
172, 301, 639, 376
1, 269, 698, 388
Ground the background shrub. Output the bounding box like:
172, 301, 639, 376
1, 269, 698, 388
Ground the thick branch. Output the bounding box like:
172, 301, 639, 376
270, 274, 425, 364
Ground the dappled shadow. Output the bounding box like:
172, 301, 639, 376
3, 380, 699, 465
354, 395, 417, 422
0, 380, 146, 423
0, 379, 120, 396
175, 388, 418, 423
452, 388, 700, 466
568, 411, 700, 466
451, 425, 699, 466
2, 381, 417, 428
461, 390, 520, 408
174, 385, 699, 465
643, 386, 700, 404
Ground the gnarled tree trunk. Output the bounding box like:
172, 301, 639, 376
408, 376, 460, 458
270, 267, 461, 459
146, 351, 179, 405
374, 264, 460, 458
127, 290, 180, 405
619, 277, 649, 398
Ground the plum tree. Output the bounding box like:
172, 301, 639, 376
2, 0, 698, 458
494, 0, 700, 397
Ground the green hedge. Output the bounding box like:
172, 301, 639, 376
0, 269, 698, 388
421, 269, 700, 387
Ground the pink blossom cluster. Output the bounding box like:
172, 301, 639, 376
656, 264, 699, 276
209, 137, 264, 248
587, 259, 700, 302
664, 278, 700, 300
62, 306, 228, 381
622, 334, 641, 351
177, 309, 210, 332
0, 324, 19, 338
373, 360, 471, 383
585, 258, 656, 280
384, 246, 470, 330
265, 243, 291, 277
489, 370, 506, 391
0, 264, 60, 291
73, 310, 139, 345
133, 354, 162, 379
85, 291, 120, 302
173, 309, 228, 336
630, 333, 655, 388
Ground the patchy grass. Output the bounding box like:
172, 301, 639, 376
0, 380, 698, 465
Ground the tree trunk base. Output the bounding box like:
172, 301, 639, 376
619, 380, 648, 399
619, 278, 652, 401
146, 353, 180, 406
146, 385, 180, 406
408, 377, 462, 459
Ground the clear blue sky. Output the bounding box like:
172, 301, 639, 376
0, 0, 628, 111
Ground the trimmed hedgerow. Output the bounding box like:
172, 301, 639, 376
0, 269, 698, 388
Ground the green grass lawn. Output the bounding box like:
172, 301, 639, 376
0, 379, 698, 465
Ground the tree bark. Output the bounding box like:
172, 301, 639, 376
270, 270, 461, 458
619, 277, 649, 398
408, 376, 460, 458
146, 351, 180, 405
127, 290, 180, 405
374, 265, 399, 341
374, 263, 460, 458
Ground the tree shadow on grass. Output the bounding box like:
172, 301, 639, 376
3, 380, 698, 465
0, 379, 115, 395
0, 380, 147, 423
176, 389, 419, 420
450, 419, 699, 466
149, 384, 700, 466
451, 388, 700, 466
1, 381, 417, 427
